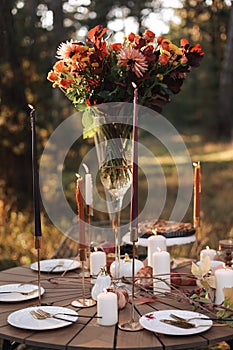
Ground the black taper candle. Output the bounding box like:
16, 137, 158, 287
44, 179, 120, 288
29, 105, 42, 237
130, 83, 138, 243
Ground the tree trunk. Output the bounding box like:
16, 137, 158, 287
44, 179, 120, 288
217, 3, 233, 141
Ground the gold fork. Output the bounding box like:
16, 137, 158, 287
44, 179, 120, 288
0, 289, 38, 296
170, 313, 232, 323
30, 309, 85, 325
48, 260, 64, 273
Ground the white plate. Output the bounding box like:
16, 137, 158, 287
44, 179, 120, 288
8, 306, 78, 330
0, 284, 45, 302
30, 259, 81, 273
139, 310, 212, 336
122, 232, 196, 247
196, 260, 225, 269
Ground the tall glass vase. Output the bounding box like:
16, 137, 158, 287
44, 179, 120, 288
94, 114, 133, 280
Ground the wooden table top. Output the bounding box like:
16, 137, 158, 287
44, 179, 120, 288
0, 262, 233, 350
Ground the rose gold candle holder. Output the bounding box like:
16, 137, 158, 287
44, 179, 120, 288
71, 248, 96, 308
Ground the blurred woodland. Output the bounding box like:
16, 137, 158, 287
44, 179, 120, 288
0, 0, 233, 267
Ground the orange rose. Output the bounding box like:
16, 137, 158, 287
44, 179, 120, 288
158, 54, 170, 65
161, 39, 171, 51
54, 60, 65, 73
47, 71, 57, 82
157, 36, 164, 45
143, 29, 155, 42
110, 43, 123, 51
128, 32, 136, 42
60, 79, 74, 89
180, 38, 189, 48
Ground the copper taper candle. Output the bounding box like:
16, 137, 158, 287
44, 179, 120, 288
76, 175, 86, 260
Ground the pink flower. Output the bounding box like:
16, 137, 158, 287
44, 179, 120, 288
117, 47, 148, 78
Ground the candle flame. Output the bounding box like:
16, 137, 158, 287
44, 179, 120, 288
152, 229, 157, 236
28, 104, 34, 110
132, 82, 137, 89
75, 173, 81, 179
206, 246, 209, 250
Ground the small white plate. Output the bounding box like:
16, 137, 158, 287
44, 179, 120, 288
196, 260, 225, 269
0, 284, 45, 302
139, 310, 212, 336
30, 259, 81, 273
8, 306, 78, 330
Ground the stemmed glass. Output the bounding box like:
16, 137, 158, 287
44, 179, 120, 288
94, 114, 133, 281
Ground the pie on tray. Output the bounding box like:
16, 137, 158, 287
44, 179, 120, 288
138, 219, 196, 239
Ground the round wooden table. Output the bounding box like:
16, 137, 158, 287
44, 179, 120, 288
0, 263, 233, 350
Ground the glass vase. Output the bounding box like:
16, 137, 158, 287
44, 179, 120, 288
94, 114, 133, 281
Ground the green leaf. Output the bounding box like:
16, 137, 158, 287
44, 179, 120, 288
82, 108, 97, 139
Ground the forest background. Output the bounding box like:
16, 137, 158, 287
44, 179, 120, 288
0, 0, 233, 269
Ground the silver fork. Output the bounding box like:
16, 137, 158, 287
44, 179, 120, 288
30, 309, 85, 325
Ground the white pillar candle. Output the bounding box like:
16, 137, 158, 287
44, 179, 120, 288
200, 246, 216, 261
215, 268, 233, 305
85, 173, 93, 206
90, 251, 106, 278
152, 249, 170, 295
97, 290, 118, 326
147, 235, 166, 267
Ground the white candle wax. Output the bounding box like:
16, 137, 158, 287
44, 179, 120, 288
215, 268, 233, 305
97, 290, 118, 326
85, 173, 93, 206
147, 235, 167, 267
90, 251, 106, 278
200, 246, 216, 261
152, 249, 170, 295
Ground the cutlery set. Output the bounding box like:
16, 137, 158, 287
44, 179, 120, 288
30, 308, 102, 324
29, 308, 228, 329
159, 313, 229, 329
0, 289, 39, 296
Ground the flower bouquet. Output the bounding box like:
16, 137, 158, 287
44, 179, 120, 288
48, 24, 204, 253
47, 23, 204, 199
48, 24, 204, 117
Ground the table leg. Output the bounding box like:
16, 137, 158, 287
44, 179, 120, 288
2, 340, 20, 350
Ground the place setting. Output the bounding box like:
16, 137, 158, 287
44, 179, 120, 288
139, 310, 214, 336
30, 258, 81, 273
7, 305, 80, 330
0, 284, 45, 303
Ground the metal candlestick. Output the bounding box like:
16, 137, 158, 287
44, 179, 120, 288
71, 248, 96, 308
87, 205, 93, 272
35, 236, 42, 306
118, 83, 142, 331
118, 233, 143, 331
